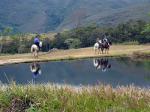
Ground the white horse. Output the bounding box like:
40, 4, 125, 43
31, 41, 42, 58
93, 59, 101, 69
94, 42, 101, 54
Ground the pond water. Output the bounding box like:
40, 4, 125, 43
0, 58, 150, 87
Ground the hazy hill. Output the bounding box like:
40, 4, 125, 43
0, 0, 150, 33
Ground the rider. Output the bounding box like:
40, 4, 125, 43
97, 38, 102, 44
103, 35, 108, 43
34, 34, 40, 49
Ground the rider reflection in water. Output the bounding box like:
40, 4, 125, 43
93, 58, 111, 72
30, 62, 42, 78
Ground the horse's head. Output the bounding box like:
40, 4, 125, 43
109, 41, 112, 46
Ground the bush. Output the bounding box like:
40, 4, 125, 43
64, 38, 81, 49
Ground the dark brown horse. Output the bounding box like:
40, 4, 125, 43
98, 41, 112, 54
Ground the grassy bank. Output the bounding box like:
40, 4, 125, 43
0, 84, 150, 112
0, 45, 150, 65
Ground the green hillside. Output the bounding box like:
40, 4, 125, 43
0, 0, 150, 33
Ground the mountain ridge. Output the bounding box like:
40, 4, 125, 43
0, 0, 150, 33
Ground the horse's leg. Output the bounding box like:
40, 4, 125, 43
105, 48, 107, 54
107, 48, 109, 54
99, 49, 101, 54
35, 52, 37, 58
107, 47, 110, 54
99, 48, 101, 54
94, 48, 96, 54
33, 51, 35, 57
97, 49, 99, 54
101, 48, 103, 54
34, 51, 37, 58
95, 49, 97, 54
103, 49, 104, 54
97, 48, 99, 54
94, 47, 97, 54
36, 51, 38, 58
37, 51, 39, 58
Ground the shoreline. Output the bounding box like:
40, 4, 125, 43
0, 45, 150, 66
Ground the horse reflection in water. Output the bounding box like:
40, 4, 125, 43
30, 62, 42, 79
93, 58, 111, 72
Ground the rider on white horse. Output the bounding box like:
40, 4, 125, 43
31, 34, 43, 57
34, 35, 40, 49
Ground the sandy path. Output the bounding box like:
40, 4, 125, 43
0, 45, 150, 65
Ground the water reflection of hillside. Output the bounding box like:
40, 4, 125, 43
117, 58, 150, 72
93, 58, 111, 72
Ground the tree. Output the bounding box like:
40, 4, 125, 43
3, 27, 13, 36
142, 24, 150, 34
64, 38, 81, 49
0, 27, 13, 53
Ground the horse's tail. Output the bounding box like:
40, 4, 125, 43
31, 45, 35, 53
31, 45, 34, 53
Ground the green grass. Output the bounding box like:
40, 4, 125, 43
0, 83, 150, 112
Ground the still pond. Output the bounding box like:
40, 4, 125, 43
0, 58, 150, 87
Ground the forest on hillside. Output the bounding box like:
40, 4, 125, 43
0, 19, 150, 54
0, 0, 150, 32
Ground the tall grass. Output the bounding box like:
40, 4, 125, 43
0, 83, 150, 112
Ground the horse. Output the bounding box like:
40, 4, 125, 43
31, 41, 42, 58
93, 58, 111, 71
94, 42, 101, 54
30, 62, 42, 79
94, 40, 112, 54
100, 41, 111, 54
93, 58, 102, 69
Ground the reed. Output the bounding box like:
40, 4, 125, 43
0, 83, 150, 112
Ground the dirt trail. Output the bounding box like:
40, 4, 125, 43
0, 45, 150, 65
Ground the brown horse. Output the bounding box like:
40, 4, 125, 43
99, 41, 112, 54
